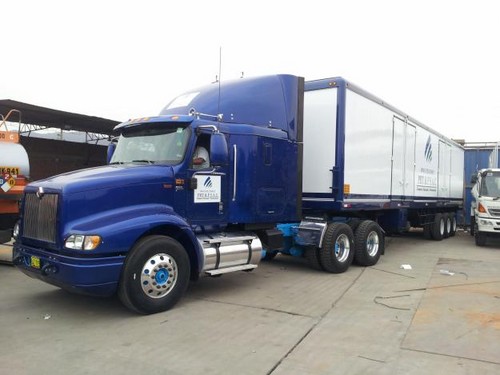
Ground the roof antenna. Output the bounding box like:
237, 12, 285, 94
217, 46, 222, 122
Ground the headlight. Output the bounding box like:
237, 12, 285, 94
65, 234, 101, 250
479, 219, 493, 226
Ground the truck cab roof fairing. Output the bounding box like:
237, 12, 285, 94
160, 74, 303, 142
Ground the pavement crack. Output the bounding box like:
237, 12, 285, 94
395, 280, 500, 293
189, 297, 314, 318
373, 295, 412, 311
358, 355, 386, 363
267, 269, 366, 375
401, 347, 500, 366
370, 267, 416, 279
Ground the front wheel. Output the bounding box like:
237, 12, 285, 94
475, 231, 487, 247
118, 235, 190, 314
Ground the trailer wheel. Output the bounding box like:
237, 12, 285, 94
118, 235, 190, 314
475, 232, 487, 247
304, 246, 323, 271
431, 213, 445, 241
354, 221, 384, 266
443, 214, 452, 238
347, 218, 362, 233
449, 214, 457, 237
423, 224, 432, 240
319, 223, 354, 273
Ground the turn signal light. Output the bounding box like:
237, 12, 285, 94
478, 203, 487, 213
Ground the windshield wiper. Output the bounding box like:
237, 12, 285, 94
109, 161, 124, 165
493, 197, 500, 200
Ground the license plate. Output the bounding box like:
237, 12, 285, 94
30, 256, 41, 269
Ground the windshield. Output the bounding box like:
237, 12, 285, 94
480, 171, 500, 197
110, 124, 191, 165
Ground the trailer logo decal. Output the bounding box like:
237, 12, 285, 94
424, 136, 433, 162
194, 175, 221, 203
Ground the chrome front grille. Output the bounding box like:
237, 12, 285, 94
23, 193, 59, 243
489, 208, 500, 217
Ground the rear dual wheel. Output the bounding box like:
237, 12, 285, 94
306, 221, 383, 273
430, 212, 457, 240
318, 223, 354, 273
353, 220, 384, 266
431, 213, 446, 241
449, 214, 457, 237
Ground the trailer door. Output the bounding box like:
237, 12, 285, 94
438, 141, 451, 197
391, 117, 415, 198
405, 124, 416, 197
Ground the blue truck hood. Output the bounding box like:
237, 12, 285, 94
26, 164, 174, 195
25, 164, 178, 236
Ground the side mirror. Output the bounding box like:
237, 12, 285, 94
470, 174, 478, 184
210, 132, 228, 166
107, 137, 118, 164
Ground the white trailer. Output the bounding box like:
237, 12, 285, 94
301, 77, 464, 240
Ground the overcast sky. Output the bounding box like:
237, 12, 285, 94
2, 0, 499, 143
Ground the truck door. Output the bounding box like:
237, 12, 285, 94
391, 116, 416, 198
186, 134, 228, 226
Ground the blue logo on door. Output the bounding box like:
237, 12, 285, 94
424, 136, 433, 162
203, 177, 213, 188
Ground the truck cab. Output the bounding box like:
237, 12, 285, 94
470, 168, 500, 246
13, 75, 304, 314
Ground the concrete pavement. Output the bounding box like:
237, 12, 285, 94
0, 231, 499, 374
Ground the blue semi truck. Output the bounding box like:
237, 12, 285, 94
13, 75, 464, 314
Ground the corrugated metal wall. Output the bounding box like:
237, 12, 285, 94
20, 137, 107, 182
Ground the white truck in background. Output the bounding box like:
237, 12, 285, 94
470, 144, 500, 246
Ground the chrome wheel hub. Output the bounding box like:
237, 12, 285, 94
141, 253, 178, 299
334, 234, 350, 262
366, 231, 379, 257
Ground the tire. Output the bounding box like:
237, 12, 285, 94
118, 235, 190, 314
353, 221, 384, 266
347, 218, 362, 233
431, 213, 445, 241
423, 224, 432, 240
470, 216, 475, 236
262, 250, 278, 261
475, 231, 487, 247
319, 223, 354, 273
304, 246, 323, 271
449, 214, 457, 237
443, 214, 452, 238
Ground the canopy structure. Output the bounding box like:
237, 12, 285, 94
0, 99, 119, 141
